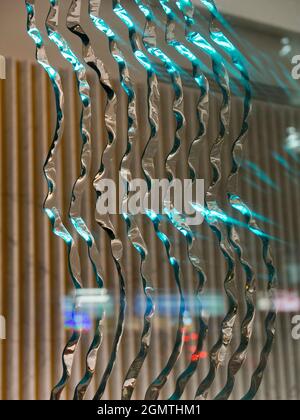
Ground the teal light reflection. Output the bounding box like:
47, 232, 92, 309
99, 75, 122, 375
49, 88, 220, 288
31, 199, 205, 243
113, 2, 153, 73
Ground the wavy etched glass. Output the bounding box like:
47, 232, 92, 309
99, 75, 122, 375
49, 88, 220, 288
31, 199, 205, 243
22, 0, 277, 401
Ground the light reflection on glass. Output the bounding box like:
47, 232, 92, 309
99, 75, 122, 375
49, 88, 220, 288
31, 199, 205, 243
285, 127, 300, 154
279, 37, 292, 57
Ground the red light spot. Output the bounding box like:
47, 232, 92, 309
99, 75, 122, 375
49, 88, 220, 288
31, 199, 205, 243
183, 332, 199, 343
191, 351, 208, 362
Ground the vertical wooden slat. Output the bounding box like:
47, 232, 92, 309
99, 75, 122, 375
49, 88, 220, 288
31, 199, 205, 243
237, 100, 268, 401
272, 104, 298, 399
2, 58, 20, 400
258, 101, 287, 400
48, 67, 67, 400
0, 56, 5, 400
61, 70, 81, 399
19, 61, 36, 400
33, 66, 51, 400
289, 107, 300, 399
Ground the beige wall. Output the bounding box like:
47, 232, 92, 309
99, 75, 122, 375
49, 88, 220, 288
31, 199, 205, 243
195, 0, 300, 33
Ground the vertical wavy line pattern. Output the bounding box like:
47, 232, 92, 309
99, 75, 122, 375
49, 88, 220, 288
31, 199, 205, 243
132, 1, 188, 400
87, 0, 130, 400
175, 0, 238, 400
199, 0, 277, 400
45, 0, 106, 400
111, 0, 186, 401
202, 2, 255, 400
25, 0, 84, 401
187, 7, 239, 402
157, 0, 238, 401
65, 0, 126, 400
155, 0, 212, 400
176, 0, 256, 400
89, 0, 156, 400
89, 0, 158, 400
110, 0, 158, 401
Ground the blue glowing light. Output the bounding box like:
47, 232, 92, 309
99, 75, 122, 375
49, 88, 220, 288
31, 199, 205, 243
243, 160, 280, 191
89, 15, 115, 39
44, 208, 73, 244
113, 2, 135, 29
71, 217, 93, 246
64, 311, 92, 332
